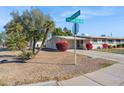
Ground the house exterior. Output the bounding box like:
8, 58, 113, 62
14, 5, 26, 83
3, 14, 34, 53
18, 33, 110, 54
46, 36, 124, 49
80, 36, 124, 49
46, 36, 87, 49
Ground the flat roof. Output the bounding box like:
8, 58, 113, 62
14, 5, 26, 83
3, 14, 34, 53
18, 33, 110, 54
79, 36, 124, 40
56, 36, 86, 40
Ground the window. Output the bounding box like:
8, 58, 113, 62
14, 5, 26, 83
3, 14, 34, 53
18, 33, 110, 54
108, 40, 113, 43
93, 39, 97, 43
122, 40, 124, 43
81, 40, 83, 44
102, 39, 106, 43
116, 40, 121, 43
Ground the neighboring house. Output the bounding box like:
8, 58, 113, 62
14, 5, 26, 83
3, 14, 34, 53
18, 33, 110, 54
80, 36, 124, 49
46, 36, 124, 49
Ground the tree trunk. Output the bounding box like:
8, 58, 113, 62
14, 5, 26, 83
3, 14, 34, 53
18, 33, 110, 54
32, 37, 36, 54
29, 40, 33, 50
35, 29, 49, 54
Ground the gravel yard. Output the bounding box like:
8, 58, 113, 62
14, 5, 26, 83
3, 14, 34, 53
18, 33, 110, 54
0, 50, 116, 85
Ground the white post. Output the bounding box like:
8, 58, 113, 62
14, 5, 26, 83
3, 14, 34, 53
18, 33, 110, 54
74, 26, 77, 65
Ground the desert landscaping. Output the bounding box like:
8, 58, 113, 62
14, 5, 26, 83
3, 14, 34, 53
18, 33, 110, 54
0, 49, 116, 85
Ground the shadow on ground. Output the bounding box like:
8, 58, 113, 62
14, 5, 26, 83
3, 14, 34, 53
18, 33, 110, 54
0, 60, 23, 64
42, 48, 58, 52
0, 48, 10, 52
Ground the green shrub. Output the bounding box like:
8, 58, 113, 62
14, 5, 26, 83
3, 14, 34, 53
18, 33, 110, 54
112, 45, 116, 48
117, 43, 124, 48
19, 52, 33, 61
117, 44, 121, 48
122, 43, 124, 47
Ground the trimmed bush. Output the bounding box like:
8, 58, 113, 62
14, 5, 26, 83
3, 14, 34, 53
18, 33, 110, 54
102, 43, 108, 49
108, 45, 112, 49
19, 52, 33, 62
122, 43, 124, 47
117, 44, 121, 48
56, 41, 68, 51
116, 43, 124, 48
112, 45, 116, 48
86, 43, 93, 50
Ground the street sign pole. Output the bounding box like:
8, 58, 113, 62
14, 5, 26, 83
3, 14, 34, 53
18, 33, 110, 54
74, 32, 77, 65
65, 10, 82, 65
74, 23, 77, 65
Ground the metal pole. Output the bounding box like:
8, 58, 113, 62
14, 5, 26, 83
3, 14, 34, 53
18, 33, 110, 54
74, 34, 77, 65
74, 23, 77, 65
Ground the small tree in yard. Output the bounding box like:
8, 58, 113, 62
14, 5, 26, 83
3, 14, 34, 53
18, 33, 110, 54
6, 32, 32, 61
4, 8, 55, 60
6, 33, 27, 51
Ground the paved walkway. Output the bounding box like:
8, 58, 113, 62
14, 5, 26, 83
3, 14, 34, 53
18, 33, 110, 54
68, 49, 124, 64
57, 50, 124, 86
59, 63, 124, 86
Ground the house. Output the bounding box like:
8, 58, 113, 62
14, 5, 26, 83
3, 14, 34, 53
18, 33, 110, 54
46, 36, 87, 49
46, 36, 124, 49
80, 36, 124, 49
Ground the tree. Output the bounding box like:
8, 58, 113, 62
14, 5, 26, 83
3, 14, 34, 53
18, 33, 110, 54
63, 27, 73, 36
6, 32, 28, 52
52, 28, 63, 36
0, 32, 6, 47
4, 8, 54, 55
36, 20, 55, 54
52, 27, 73, 36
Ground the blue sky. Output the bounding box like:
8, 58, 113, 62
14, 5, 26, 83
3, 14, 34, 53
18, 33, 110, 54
0, 6, 124, 37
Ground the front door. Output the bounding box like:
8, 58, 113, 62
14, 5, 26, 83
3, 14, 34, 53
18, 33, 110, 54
77, 40, 80, 48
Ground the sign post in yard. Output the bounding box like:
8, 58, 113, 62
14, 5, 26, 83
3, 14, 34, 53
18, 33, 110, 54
74, 33, 77, 65
73, 23, 79, 65
66, 10, 83, 65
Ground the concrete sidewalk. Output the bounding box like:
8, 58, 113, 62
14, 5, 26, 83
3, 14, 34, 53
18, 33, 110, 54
23, 63, 124, 86
58, 50, 124, 86
59, 63, 124, 86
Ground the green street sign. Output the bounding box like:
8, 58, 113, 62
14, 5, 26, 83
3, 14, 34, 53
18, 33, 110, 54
71, 18, 84, 24
66, 17, 84, 24
66, 17, 72, 22
66, 10, 81, 22
70, 10, 81, 20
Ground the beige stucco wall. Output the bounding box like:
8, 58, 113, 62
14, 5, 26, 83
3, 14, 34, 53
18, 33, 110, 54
46, 37, 86, 49
46, 37, 67, 49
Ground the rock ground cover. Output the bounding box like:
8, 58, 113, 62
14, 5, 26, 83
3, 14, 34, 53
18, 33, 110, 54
0, 50, 115, 85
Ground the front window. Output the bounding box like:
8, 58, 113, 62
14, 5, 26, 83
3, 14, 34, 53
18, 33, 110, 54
116, 40, 121, 43
102, 39, 106, 43
93, 39, 97, 43
108, 40, 113, 43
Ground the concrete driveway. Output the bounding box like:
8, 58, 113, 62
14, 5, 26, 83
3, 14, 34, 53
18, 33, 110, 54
68, 49, 124, 64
